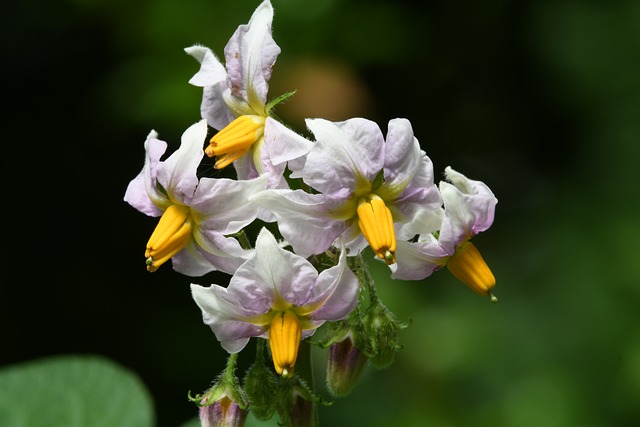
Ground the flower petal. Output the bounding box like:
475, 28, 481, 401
250, 189, 351, 257
305, 246, 358, 321
156, 119, 207, 205
391, 234, 448, 280
232, 228, 319, 307
438, 167, 498, 249
301, 118, 384, 194
191, 174, 268, 234
224, 0, 280, 107
123, 130, 168, 216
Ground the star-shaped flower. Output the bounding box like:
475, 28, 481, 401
392, 167, 498, 300
124, 119, 267, 276
250, 117, 443, 265
185, 0, 311, 188
191, 227, 359, 377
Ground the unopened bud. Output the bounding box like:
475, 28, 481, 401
363, 301, 405, 369
326, 331, 368, 397
199, 393, 248, 427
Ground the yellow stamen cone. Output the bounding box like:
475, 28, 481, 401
206, 115, 266, 169
269, 311, 302, 378
357, 196, 396, 264
447, 241, 497, 302
145, 204, 192, 272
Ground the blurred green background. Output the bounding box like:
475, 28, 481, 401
2, 0, 639, 426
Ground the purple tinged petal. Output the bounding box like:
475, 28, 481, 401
123, 130, 168, 216
224, 0, 280, 106
302, 118, 384, 194
438, 167, 498, 247
171, 239, 219, 277
391, 236, 448, 280
306, 247, 359, 322
234, 228, 319, 307
156, 120, 206, 205
250, 189, 351, 257
191, 283, 268, 353
264, 118, 314, 166
192, 174, 268, 234
381, 118, 421, 194
185, 45, 228, 87
193, 231, 254, 275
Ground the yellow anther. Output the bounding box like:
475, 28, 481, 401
446, 241, 496, 300
145, 204, 192, 272
269, 311, 302, 378
357, 195, 396, 264
206, 115, 266, 169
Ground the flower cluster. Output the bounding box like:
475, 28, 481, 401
124, 1, 498, 425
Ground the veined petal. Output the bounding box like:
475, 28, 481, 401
124, 130, 168, 216
184, 45, 228, 88
191, 174, 268, 234
191, 283, 269, 353
171, 238, 221, 277
224, 0, 280, 108
391, 234, 449, 280
444, 166, 498, 235
193, 230, 254, 275
263, 118, 314, 166
156, 120, 207, 204
233, 228, 319, 309
378, 118, 422, 198
302, 118, 384, 195
302, 245, 359, 321
250, 189, 351, 257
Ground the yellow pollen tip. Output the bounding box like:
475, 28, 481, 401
357, 195, 397, 265
446, 241, 496, 299
205, 115, 265, 167
269, 311, 302, 378
145, 204, 192, 273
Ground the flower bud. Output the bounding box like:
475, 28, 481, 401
363, 301, 404, 369
326, 331, 368, 397
198, 384, 248, 427
277, 380, 316, 427
243, 347, 278, 421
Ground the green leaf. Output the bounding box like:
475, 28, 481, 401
0, 355, 154, 427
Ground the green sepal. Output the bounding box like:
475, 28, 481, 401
266, 90, 297, 115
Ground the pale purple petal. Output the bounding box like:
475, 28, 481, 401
156, 120, 207, 205
305, 247, 358, 321
301, 118, 384, 194
250, 189, 351, 257
191, 284, 266, 353
192, 174, 268, 234
444, 166, 497, 235
437, 167, 497, 249
123, 130, 168, 216
391, 235, 448, 280
171, 239, 218, 277
224, 0, 280, 105
194, 231, 254, 275
264, 118, 314, 166
381, 118, 421, 193
233, 228, 319, 307
185, 45, 228, 87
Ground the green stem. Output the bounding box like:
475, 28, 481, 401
235, 229, 253, 250
223, 352, 239, 383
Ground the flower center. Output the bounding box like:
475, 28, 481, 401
145, 204, 192, 272
357, 195, 396, 264
268, 311, 302, 378
446, 241, 497, 302
206, 115, 266, 169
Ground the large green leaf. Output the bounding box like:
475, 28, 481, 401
0, 355, 154, 427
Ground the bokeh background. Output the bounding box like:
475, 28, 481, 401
3, 0, 640, 426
